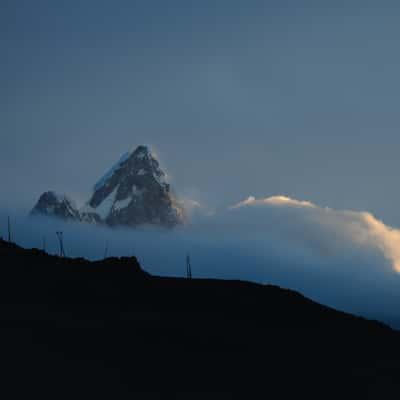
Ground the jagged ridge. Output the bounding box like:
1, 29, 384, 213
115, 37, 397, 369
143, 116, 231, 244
30, 146, 187, 228
30, 191, 80, 221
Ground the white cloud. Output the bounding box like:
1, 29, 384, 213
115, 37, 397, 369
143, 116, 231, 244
230, 195, 400, 273
230, 195, 316, 209
180, 198, 216, 218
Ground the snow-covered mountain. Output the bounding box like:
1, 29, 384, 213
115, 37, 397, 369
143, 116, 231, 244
30, 146, 187, 228
81, 145, 187, 227
30, 191, 81, 221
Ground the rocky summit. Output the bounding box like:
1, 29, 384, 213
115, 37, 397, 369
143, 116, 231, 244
30, 146, 187, 228
30, 191, 80, 221
82, 145, 187, 228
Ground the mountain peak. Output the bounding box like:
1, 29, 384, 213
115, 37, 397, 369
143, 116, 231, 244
84, 145, 186, 227
30, 191, 80, 221
127, 145, 156, 165
132, 145, 151, 157
30, 146, 187, 228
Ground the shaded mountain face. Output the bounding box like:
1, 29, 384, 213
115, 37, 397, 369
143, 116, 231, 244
30, 191, 80, 221
82, 146, 186, 228
31, 146, 187, 228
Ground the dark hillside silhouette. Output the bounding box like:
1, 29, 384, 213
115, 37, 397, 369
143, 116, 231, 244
0, 239, 399, 399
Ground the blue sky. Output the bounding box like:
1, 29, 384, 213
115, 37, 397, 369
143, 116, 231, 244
2, 0, 400, 226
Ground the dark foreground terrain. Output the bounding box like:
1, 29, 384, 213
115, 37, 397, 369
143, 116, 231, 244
0, 239, 399, 399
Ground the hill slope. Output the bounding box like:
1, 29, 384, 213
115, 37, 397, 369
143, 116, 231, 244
0, 239, 399, 399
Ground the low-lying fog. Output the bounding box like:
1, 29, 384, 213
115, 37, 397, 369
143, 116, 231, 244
3, 195, 400, 328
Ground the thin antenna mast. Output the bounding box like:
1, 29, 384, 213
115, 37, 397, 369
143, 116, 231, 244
186, 254, 192, 279
104, 241, 109, 259
7, 216, 11, 242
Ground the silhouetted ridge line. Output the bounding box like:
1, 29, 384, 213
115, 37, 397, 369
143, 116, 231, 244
0, 239, 400, 398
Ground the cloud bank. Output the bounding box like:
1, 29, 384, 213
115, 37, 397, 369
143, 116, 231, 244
230, 195, 400, 273
2, 194, 400, 328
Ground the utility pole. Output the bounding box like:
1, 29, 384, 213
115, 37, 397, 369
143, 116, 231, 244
56, 231, 66, 257
7, 216, 11, 242
42, 236, 46, 252
186, 254, 192, 279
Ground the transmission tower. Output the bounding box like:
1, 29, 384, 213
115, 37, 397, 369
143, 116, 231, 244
56, 231, 66, 257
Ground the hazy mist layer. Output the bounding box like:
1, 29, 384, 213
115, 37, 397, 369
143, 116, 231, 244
3, 194, 400, 328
